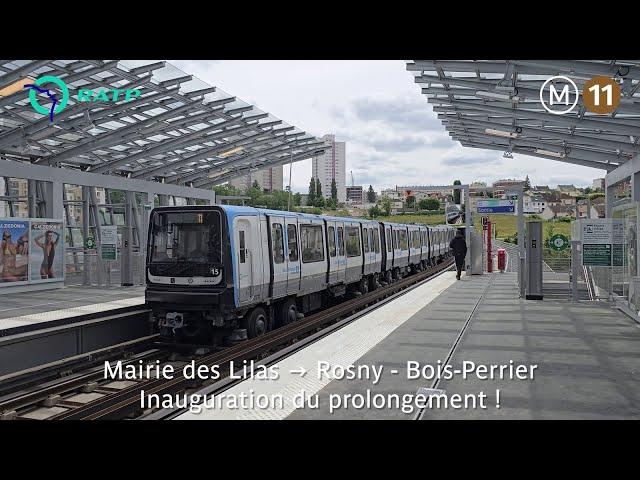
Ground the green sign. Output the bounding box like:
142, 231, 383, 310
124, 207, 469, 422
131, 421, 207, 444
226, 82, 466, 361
583, 244, 612, 266
101, 245, 117, 261
613, 244, 624, 267
549, 234, 569, 251
85, 236, 96, 249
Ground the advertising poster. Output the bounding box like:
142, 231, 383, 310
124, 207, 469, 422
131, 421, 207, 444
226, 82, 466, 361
29, 220, 64, 283
0, 219, 30, 285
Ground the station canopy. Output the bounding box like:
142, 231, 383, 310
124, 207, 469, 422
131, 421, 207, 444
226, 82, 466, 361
406, 60, 640, 172
0, 60, 325, 188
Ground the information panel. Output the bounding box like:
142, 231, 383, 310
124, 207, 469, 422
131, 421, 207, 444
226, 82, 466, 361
581, 218, 623, 267
101, 226, 118, 261
477, 199, 515, 214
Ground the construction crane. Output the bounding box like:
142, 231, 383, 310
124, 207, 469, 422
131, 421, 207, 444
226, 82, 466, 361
350, 170, 355, 187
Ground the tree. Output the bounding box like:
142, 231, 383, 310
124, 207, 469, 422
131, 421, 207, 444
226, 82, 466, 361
308, 177, 316, 205
453, 180, 461, 204
368, 205, 381, 218
524, 175, 531, 191
380, 197, 392, 216
252, 180, 261, 190
315, 179, 323, 204
367, 185, 376, 203
331, 178, 338, 202
406, 195, 416, 209
419, 197, 440, 211
293, 192, 301, 207
212, 183, 243, 197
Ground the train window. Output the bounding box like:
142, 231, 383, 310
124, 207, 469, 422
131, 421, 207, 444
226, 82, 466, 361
369, 229, 375, 254
386, 228, 391, 252
287, 224, 299, 262
411, 231, 420, 249
373, 228, 380, 254
346, 226, 361, 257
239, 230, 246, 264
399, 230, 408, 250
272, 223, 285, 264
337, 227, 345, 256
363, 228, 370, 253
301, 224, 325, 263
394, 230, 399, 250
328, 226, 336, 257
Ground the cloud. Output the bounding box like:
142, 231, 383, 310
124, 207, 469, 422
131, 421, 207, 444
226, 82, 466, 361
350, 96, 443, 132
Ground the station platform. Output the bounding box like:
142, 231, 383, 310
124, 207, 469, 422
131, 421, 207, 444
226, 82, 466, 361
178, 271, 640, 420
0, 285, 146, 336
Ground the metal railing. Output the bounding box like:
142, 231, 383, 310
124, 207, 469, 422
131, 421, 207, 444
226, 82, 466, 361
65, 251, 145, 287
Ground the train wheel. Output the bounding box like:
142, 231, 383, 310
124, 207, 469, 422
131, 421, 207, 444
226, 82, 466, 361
369, 274, 378, 291
243, 307, 268, 338
359, 276, 369, 295
277, 298, 298, 328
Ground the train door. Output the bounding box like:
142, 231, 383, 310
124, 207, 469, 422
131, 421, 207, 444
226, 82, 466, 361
335, 223, 346, 284
268, 216, 287, 299
234, 216, 256, 304
285, 217, 300, 295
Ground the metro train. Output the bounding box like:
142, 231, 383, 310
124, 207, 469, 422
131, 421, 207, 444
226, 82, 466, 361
145, 204, 456, 345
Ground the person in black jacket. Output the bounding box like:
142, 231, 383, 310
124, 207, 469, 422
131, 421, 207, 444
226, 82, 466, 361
449, 229, 467, 280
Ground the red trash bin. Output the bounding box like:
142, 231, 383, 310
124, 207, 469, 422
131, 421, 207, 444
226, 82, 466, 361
497, 248, 506, 272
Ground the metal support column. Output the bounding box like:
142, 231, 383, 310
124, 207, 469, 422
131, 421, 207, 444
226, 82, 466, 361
88, 187, 105, 286
27, 179, 37, 218
82, 187, 90, 285
42, 180, 64, 220
571, 240, 580, 301
121, 190, 134, 286
517, 186, 525, 298
464, 185, 471, 275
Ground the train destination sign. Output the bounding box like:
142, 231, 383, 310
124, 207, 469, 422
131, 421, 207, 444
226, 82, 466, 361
477, 199, 515, 214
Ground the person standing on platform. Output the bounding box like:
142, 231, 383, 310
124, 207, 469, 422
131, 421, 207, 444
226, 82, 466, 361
450, 229, 467, 280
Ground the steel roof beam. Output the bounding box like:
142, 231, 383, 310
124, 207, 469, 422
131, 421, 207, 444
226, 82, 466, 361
461, 141, 618, 171
443, 117, 640, 154
166, 137, 315, 184
451, 133, 623, 166
201, 146, 324, 187
0, 60, 52, 89
132, 127, 294, 179
90, 114, 270, 174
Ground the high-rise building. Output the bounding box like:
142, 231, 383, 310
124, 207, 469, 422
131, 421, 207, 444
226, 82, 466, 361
592, 178, 605, 190
229, 166, 283, 193
312, 134, 346, 203
346, 186, 363, 205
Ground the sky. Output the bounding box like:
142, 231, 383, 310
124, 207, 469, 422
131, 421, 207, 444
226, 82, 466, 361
171, 60, 604, 193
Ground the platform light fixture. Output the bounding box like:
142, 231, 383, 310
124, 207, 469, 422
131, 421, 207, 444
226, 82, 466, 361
535, 148, 565, 158
485, 128, 520, 139
218, 146, 244, 158
476, 90, 520, 102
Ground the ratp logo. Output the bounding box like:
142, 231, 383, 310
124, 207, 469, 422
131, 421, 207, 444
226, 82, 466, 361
24, 75, 141, 122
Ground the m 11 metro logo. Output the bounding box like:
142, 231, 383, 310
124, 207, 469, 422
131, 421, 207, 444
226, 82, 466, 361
539, 75, 621, 115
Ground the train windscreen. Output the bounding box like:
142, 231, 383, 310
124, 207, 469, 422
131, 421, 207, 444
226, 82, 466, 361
148, 210, 222, 275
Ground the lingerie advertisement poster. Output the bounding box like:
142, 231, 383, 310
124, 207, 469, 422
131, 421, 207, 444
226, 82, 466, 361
29, 220, 64, 283
0, 219, 30, 284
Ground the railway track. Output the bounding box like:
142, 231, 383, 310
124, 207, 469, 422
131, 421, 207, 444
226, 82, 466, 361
1, 259, 453, 420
